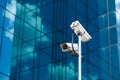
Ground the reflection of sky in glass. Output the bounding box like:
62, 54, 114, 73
115, 0, 120, 41
1, 0, 119, 80
115, 0, 120, 68
9, 0, 78, 80
48, 62, 77, 80
115, 0, 120, 24
0, 0, 16, 80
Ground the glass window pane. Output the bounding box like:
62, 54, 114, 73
0, 29, 2, 45
98, 15, 107, 29
110, 27, 117, 44
39, 65, 51, 80
21, 70, 32, 80
33, 69, 39, 80
88, 32, 99, 51
87, 0, 98, 14
89, 51, 100, 66
21, 53, 33, 71
40, 36, 52, 48
23, 23, 35, 41
0, 0, 6, 7
25, 10, 36, 27
41, 3, 53, 24
12, 46, 18, 58
110, 45, 119, 68
22, 42, 34, 55
88, 18, 98, 33
99, 29, 108, 48
109, 12, 116, 26
10, 58, 16, 74
87, 8, 98, 20
87, 64, 100, 80
16, 2, 25, 18
108, 0, 115, 12
117, 26, 120, 44
40, 53, 51, 66
0, 8, 4, 27
110, 45, 119, 79
98, 0, 107, 15
67, 7, 78, 24
4, 10, 15, 32
38, 20, 52, 33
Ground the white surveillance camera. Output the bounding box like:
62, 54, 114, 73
60, 43, 78, 53
70, 20, 92, 42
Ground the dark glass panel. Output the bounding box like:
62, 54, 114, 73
110, 27, 118, 44
109, 12, 116, 26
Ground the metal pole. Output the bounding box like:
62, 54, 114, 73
78, 36, 81, 80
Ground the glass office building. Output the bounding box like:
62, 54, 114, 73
9, 0, 120, 80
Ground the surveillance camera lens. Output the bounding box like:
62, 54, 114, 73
77, 33, 80, 35
63, 44, 68, 49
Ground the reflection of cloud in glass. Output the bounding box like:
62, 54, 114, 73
116, 0, 120, 9
11, 3, 51, 73
12, 48, 37, 68
115, 0, 120, 23
116, 11, 120, 26
18, 3, 50, 42
18, 3, 51, 58
24, 4, 37, 27
4, 0, 16, 41
6, 0, 16, 21
12, 3, 51, 64
48, 62, 77, 80
116, 0, 120, 66
0, 0, 16, 80
48, 62, 99, 80
5, 28, 14, 41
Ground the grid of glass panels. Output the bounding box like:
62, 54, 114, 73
10, 0, 120, 80
0, 0, 16, 79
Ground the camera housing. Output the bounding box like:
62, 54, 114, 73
60, 43, 78, 53
70, 20, 92, 42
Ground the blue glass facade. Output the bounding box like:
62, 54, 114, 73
0, 0, 16, 79
8, 0, 120, 80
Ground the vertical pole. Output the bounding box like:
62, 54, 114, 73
78, 36, 81, 80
